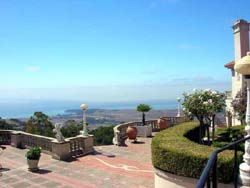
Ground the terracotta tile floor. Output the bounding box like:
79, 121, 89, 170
0, 138, 154, 188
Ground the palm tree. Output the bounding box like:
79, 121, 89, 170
136, 104, 151, 126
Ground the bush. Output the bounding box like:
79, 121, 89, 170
213, 125, 245, 151
89, 126, 115, 146
151, 122, 242, 183
215, 125, 245, 142
26, 146, 42, 160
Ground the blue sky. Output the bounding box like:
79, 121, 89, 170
1, 0, 250, 102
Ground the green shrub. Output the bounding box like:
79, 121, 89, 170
26, 146, 42, 160
215, 125, 245, 142
89, 125, 115, 146
212, 125, 245, 152
152, 122, 242, 183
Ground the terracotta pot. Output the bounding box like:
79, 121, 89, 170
126, 126, 138, 140
27, 159, 39, 171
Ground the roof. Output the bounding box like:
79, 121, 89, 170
224, 61, 235, 69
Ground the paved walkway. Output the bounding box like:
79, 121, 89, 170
0, 138, 154, 188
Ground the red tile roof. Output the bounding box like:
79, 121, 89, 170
224, 61, 235, 69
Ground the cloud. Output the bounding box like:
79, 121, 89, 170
166, 75, 230, 91
0, 74, 230, 103
25, 66, 41, 73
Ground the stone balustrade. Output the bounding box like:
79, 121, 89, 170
161, 116, 189, 126
0, 130, 93, 160
225, 90, 232, 99
68, 135, 94, 157
0, 130, 11, 145
113, 116, 188, 146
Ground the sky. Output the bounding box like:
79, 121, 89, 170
1, 0, 250, 103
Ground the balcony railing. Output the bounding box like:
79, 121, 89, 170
225, 91, 232, 99
0, 130, 93, 160
196, 136, 250, 188
21, 132, 54, 153
0, 130, 11, 145
113, 116, 188, 146
67, 136, 94, 157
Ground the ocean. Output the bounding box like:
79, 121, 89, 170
0, 99, 178, 118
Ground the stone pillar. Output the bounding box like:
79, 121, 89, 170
136, 125, 152, 137
11, 131, 23, 148
51, 140, 71, 160
231, 19, 250, 126
83, 135, 94, 154
238, 79, 250, 186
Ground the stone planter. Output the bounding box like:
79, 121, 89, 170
27, 159, 39, 171
154, 168, 233, 188
154, 168, 197, 188
136, 125, 152, 137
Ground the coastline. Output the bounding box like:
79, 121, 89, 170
0, 100, 178, 119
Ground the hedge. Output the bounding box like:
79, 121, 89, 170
151, 122, 242, 183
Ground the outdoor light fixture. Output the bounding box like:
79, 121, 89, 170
234, 51, 250, 185
80, 103, 88, 136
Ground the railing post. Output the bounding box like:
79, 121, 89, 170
206, 175, 210, 188
83, 135, 94, 154
11, 131, 23, 148
212, 157, 217, 188
51, 139, 71, 160
234, 145, 238, 188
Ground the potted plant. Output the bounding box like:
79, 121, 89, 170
26, 146, 42, 171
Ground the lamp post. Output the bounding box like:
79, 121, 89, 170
176, 97, 181, 117
234, 51, 250, 186
80, 103, 88, 136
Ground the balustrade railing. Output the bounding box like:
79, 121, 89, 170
21, 132, 54, 153
113, 116, 188, 146
161, 116, 188, 126
225, 90, 232, 99
68, 136, 85, 157
0, 130, 11, 144
0, 130, 93, 160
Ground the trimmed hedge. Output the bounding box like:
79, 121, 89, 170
151, 122, 242, 183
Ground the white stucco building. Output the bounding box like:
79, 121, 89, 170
225, 19, 250, 126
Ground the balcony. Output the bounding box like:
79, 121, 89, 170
0, 116, 188, 187
0, 137, 154, 188
225, 91, 232, 99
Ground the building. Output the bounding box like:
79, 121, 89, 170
225, 19, 249, 126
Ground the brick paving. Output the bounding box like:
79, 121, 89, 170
0, 138, 154, 188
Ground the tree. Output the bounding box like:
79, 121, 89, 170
0, 117, 13, 130
182, 89, 225, 145
231, 89, 247, 125
61, 120, 80, 138
25, 112, 54, 137
136, 104, 152, 126
89, 126, 115, 146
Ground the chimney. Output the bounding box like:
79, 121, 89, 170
232, 19, 250, 61
231, 19, 250, 99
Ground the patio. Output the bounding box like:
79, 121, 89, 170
0, 138, 153, 188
